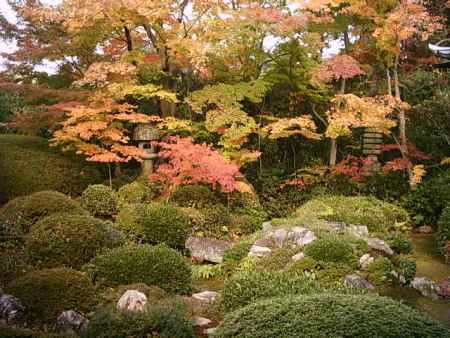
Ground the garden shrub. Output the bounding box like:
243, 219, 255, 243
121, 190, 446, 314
7, 268, 96, 324
116, 203, 190, 249
230, 208, 267, 235
0, 134, 102, 203
85, 244, 192, 294
287, 257, 319, 274
169, 184, 220, 208
0, 249, 33, 285
386, 233, 413, 254
0, 91, 24, 122
223, 242, 253, 264
367, 257, 395, 286
403, 170, 450, 226
117, 181, 154, 208
256, 248, 299, 272
220, 270, 322, 312
295, 195, 410, 233
81, 184, 118, 217
304, 237, 356, 265
396, 256, 417, 285
0, 191, 87, 246
199, 203, 232, 237
0, 327, 60, 338
214, 294, 450, 338
437, 206, 450, 257
84, 302, 194, 338
315, 263, 353, 287
25, 213, 122, 269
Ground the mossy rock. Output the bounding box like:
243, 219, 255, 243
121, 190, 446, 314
7, 268, 96, 324
0, 134, 102, 203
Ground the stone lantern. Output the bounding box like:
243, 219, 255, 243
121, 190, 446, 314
133, 123, 160, 176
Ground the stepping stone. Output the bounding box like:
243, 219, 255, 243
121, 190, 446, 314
192, 291, 219, 303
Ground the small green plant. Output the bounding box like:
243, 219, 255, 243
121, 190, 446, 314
437, 206, 450, 258
169, 184, 220, 208
192, 264, 224, 280
81, 184, 118, 217
386, 234, 413, 254
396, 256, 417, 285
367, 257, 395, 286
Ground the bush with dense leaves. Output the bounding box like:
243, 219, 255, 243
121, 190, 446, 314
404, 170, 450, 226
7, 268, 96, 324
295, 195, 410, 233
220, 270, 322, 312
0, 134, 102, 203
386, 234, 413, 254
437, 206, 450, 257
0, 191, 87, 247
396, 256, 417, 285
169, 184, 220, 208
117, 181, 154, 208
116, 203, 190, 249
304, 238, 356, 265
81, 184, 118, 217
199, 204, 232, 237
85, 244, 191, 294
25, 213, 123, 269
366, 257, 395, 286
214, 294, 450, 338
84, 302, 194, 338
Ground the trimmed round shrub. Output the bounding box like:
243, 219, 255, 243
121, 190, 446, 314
386, 233, 413, 254
81, 184, 117, 217
295, 195, 410, 233
84, 303, 194, 338
116, 203, 190, 249
0, 134, 102, 204
117, 181, 154, 208
0, 191, 87, 246
304, 238, 356, 265
25, 213, 122, 269
7, 268, 96, 324
86, 244, 192, 294
220, 271, 322, 312
0, 249, 33, 286
437, 206, 450, 257
215, 294, 450, 338
169, 184, 220, 209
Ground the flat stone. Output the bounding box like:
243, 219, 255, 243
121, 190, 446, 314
186, 237, 231, 263
248, 245, 272, 257
291, 227, 316, 246
359, 254, 374, 270
56, 310, 89, 336
192, 291, 219, 303
204, 327, 217, 336
416, 225, 433, 234
292, 252, 305, 262
367, 237, 394, 256
324, 221, 346, 234
262, 221, 273, 232
272, 228, 289, 247
193, 316, 212, 327
0, 294, 25, 325
344, 274, 375, 290
411, 277, 441, 300
349, 225, 369, 238
117, 290, 147, 312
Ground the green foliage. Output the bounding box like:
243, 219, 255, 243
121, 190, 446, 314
117, 181, 154, 208
315, 263, 353, 287
256, 248, 298, 272
404, 170, 450, 226
437, 206, 450, 256
81, 184, 118, 217
295, 195, 410, 233
84, 302, 194, 338
367, 257, 395, 286
214, 294, 450, 338
223, 242, 252, 264
396, 256, 417, 285
0, 327, 60, 338
25, 213, 123, 269
192, 264, 224, 280
85, 244, 192, 294
0, 249, 33, 286
220, 270, 322, 312
7, 268, 96, 324
230, 208, 267, 235
199, 203, 232, 237
304, 238, 356, 265
169, 184, 220, 209
0, 191, 87, 248
116, 203, 190, 249
0, 91, 24, 122
287, 257, 320, 274
0, 134, 102, 203
386, 234, 413, 254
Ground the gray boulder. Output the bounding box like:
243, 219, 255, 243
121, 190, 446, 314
192, 291, 219, 303
411, 277, 441, 300
117, 290, 148, 312
367, 238, 394, 256
248, 244, 272, 257
359, 253, 374, 270
56, 310, 89, 336
193, 316, 212, 327
324, 221, 346, 234
344, 274, 375, 290
0, 294, 25, 325
186, 236, 231, 263
348, 225, 369, 238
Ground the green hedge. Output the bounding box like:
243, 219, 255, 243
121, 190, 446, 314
0, 191, 87, 248
25, 213, 123, 269
0, 134, 102, 203
117, 181, 154, 207
116, 203, 190, 249
295, 195, 410, 233
214, 294, 450, 338
86, 244, 192, 294
7, 268, 96, 324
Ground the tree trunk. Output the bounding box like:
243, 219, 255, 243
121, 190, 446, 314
124, 26, 133, 51
386, 68, 392, 96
